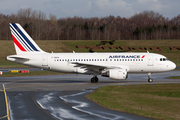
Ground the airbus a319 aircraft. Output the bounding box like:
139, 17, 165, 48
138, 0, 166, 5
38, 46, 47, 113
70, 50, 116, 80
7, 23, 176, 83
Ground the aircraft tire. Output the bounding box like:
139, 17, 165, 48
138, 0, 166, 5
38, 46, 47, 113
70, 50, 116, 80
148, 78, 153, 83
91, 77, 98, 83
95, 76, 99, 83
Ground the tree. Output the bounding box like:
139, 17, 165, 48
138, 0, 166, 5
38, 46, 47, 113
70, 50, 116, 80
1, 8, 180, 40
133, 27, 140, 39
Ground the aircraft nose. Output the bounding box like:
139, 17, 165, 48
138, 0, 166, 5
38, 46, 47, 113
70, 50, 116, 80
170, 62, 176, 70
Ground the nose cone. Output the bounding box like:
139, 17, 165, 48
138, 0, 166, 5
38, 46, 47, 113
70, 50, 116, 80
170, 62, 176, 70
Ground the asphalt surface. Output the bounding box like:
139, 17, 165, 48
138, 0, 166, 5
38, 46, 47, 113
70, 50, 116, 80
0, 70, 180, 120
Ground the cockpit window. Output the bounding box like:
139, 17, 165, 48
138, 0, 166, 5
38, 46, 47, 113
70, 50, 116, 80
160, 58, 168, 61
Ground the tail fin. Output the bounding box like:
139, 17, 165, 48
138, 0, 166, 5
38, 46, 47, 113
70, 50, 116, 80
9, 23, 45, 54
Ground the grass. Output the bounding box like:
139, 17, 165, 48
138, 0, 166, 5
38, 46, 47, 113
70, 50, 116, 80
87, 84, 180, 120
0, 39, 180, 68
62, 40, 180, 66
0, 70, 63, 77
167, 76, 180, 79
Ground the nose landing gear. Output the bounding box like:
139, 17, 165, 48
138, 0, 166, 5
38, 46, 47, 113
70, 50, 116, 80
148, 73, 153, 83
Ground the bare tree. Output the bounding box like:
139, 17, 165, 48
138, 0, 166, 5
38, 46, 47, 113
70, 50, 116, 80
1, 8, 180, 40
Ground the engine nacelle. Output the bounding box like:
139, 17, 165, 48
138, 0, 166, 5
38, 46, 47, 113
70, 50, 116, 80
101, 69, 127, 80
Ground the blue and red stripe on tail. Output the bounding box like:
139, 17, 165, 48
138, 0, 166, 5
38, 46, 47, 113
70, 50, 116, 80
9, 23, 44, 54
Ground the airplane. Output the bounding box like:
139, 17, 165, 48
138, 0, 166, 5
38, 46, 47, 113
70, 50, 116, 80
7, 23, 176, 83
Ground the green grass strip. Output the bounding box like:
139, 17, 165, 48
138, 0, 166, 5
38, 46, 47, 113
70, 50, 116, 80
87, 84, 180, 120
167, 76, 180, 79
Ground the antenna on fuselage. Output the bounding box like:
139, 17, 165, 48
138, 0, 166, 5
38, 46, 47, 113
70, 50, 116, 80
147, 50, 149, 53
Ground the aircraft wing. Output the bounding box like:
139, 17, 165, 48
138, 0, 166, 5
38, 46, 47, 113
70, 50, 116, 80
71, 62, 129, 72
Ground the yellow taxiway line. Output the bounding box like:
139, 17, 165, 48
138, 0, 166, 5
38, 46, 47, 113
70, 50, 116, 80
0, 84, 10, 120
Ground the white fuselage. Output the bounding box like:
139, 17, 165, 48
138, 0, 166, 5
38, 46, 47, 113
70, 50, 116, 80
7, 52, 176, 75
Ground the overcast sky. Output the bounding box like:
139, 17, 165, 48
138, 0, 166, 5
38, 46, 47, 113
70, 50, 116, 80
0, 0, 179, 19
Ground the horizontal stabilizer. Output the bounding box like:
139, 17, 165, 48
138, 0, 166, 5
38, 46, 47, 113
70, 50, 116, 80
6, 55, 30, 62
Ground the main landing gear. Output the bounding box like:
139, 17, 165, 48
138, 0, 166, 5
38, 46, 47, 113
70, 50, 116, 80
91, 76, 99, 83
148, 73, 153, 83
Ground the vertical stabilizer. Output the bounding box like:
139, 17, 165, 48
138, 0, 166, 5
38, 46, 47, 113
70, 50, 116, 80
9, 23, 45, 54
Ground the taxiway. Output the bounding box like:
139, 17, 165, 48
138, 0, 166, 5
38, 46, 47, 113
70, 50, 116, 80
0, 70, 180, 120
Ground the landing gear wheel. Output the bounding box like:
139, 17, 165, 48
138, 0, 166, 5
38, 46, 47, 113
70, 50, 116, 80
148, 78, 153, 83
91, 76, 99, 83
91, 77, 95, 83
95, 76, 98, 83
148, 73, 153, 83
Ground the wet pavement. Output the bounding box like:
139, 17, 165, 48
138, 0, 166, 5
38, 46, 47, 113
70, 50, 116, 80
0, 70, 180, 120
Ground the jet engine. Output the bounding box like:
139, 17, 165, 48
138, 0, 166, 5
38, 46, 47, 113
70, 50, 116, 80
101, 69, 128, 80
